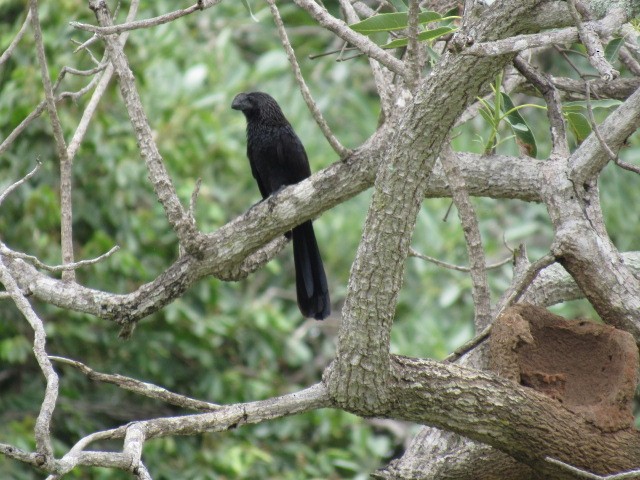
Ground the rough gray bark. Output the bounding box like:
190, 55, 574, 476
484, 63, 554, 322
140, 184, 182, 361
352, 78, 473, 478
2, 0, 640, 478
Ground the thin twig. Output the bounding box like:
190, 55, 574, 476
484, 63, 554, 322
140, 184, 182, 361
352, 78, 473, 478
70, 37, 102, 65
409, 248, 511, 272
585, 81, 617, 160
439, 145, 492, 330
513, 55, 569, 158
497, 253, 556, 316
0, 256, 58, 466
0, 74, 103, 157
0, 443, 42, 468
49, 356, 221, 411
30, 0, 75, 281
70, 0, 222, 35
546, 456, 640, 480
66, 0, 140, 161
1, 244, 120, 272
292, 0, 406, 76
443, 323, 492, 363
188, 177, 202, 220
89, 0, 199, 250
404, 0, 420, 91
567, 0, 619, 81
0, 161, 42, 207
554, 45, 588, 79
267, 0, 349, 158
585, 81, 640, 175
0, 9, 32, 67
339, 0, 396, 117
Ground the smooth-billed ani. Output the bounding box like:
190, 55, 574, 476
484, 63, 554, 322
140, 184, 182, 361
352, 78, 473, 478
231, 91, 330, 320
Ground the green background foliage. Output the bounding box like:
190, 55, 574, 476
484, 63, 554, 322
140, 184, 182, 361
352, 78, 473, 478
0, 1, 639, 478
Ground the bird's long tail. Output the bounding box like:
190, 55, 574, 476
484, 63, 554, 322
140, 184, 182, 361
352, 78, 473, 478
292, 221, 330, 320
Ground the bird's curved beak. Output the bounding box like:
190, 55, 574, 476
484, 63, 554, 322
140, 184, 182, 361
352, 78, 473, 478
231, 93, 249, 111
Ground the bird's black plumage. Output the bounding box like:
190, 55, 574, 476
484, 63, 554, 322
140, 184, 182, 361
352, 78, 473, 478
232, 92, 330, 320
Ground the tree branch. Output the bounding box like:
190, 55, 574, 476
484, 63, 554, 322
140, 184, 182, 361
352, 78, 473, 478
267, 0, 349, 158
0, 255, 58, 468
49, 356, 222, 411
88, 0, 202, 252
30, 0, 75, 281
440, 145, 491, 330
0, 8, 31, 67
71, 0, 222, 35
292, 0, 406, 76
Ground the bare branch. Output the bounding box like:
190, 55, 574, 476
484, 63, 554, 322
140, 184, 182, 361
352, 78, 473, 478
405, 0, 421, 91
442, 323, 492, 363
1, 244, 120, 272
585, 81, 640, 175
49, 355, 221, 411
0, 74, 103, 157
123, 424, 146, 475
546, 456, 640, 480
338, 0, 396, 118
496, 253, 556, 315
66, 1, 140, 161
568, 0, 619, 81
569, 71, 640, 184
440, 145, 491, 330
0, 255, 58, 466
267, 0, 349, 158
461, 28, 581, 57
70, 0, 222, 35
188, 178, 202, 222
0, 443, 43, 469
88, 0, 201, 250
409, 248, 512, 272
537, 76, 640, 101
513, 55, 569, 158
292, 0, 406, 76
0, 161, 42, 207
1, 151, 545, 325
30, 0, 75, 281
0, 9, 32, 67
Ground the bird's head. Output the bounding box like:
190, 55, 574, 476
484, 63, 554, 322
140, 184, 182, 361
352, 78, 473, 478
231, 92, 288, 125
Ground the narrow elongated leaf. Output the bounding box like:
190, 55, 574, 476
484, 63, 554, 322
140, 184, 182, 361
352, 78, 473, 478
240, 0, 258, 22
501, 93, 537, 157
382, 26, 456, 49
563, 99, 622, 112
565, 112, 592, 142
605, 37, 624, 62
350, 11, 443, 34
389, 0, 408, 12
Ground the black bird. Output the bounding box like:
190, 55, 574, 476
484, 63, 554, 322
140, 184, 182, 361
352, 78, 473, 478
231, 92, 330, 320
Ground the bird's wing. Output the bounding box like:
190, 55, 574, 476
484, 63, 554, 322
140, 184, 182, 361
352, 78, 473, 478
247, 142, 270, 199
276, 126, 312, 184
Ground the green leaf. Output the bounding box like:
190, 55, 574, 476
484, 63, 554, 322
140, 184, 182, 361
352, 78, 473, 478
501, 93, 537, 157
563, 99, 622, 112
350, 11, 443, 34
605, 37, 624, 62
382, 26, 456, 48
565, 111, 592, 142
389, 0, 408, 12
240, 0, 258, 22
